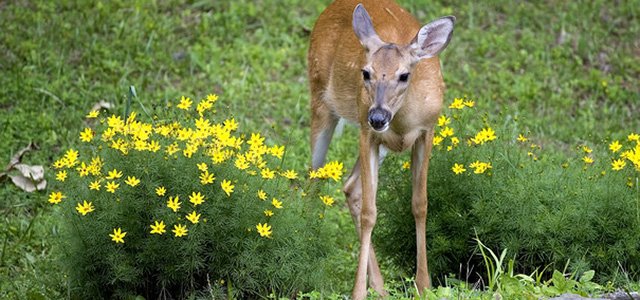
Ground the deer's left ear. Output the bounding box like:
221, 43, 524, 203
410, 16, 455, 59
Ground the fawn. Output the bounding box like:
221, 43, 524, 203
308, 0, 455, 298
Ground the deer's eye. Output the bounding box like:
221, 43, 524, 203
398, 73, 410, 82
362, 70, 371, 81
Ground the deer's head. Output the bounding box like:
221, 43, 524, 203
352, 4, 455, 132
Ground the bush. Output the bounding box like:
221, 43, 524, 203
48, 94, 344, 298
375, 97, 640, 285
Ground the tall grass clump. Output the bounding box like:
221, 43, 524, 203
47, 93, 344, 299
375, 96, 640, 286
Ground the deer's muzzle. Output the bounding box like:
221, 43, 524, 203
368, 108, 391, 132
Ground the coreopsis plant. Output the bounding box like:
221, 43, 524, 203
375, 96, 640, 285
49, 94, 343, 298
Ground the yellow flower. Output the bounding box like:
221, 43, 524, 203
469, 161, 492, 174
109, 228, 126, 243
89, 180, 101, 191
221, 180, 234, 196
609, 140, 622, 153
166, 143, 180, 155
223, 118, 238, 131
147, 140, 161, 152
80, 128, 94, 142
200, 170, 215, 185
75, 201, 95, 216
449, 98, 465, 109
155, 186, 166, 196
433, 136, 444, 146
261, 168, 276, 179
437, 115, 451, 127
186, 211, 201, 224
271, 198, 283, 209
196, 100, 213, 115
86, 110, 99, 118
264, 210, 274, 217
195, 117, 212, 132
52, 159, 66, 169
309, 169, 321, 179
280, 169, 298, 180
234, 155, 250, 170
206, 94, 218, 103
463, 100, 475, 107
401, 161, 411, 170
88, 156, 103, 175
612, 159, 626, 171
63, 149, 79, 167
176, 96, 192, 110
318, 161, 343, 182
256, 223, 272, 238
55, 170, 67, 182
182, 143, 197, 158
189, 191, 205, 206
172, 224, 188, 237
320, 195, 334, 207
48, 191, 66, 204
106, 181, 120, 193
107, 115, 125, 131
125, 176, 140, 187
197, 162, 208, 171
269, 145, 285, 159
257, 189, 267, 200
582, 156, 594, 164
471, 128, 497, 145
452, 163, 466, 174
150, 220, 166, 234
106, 169, 123, 180
628, 133, 640, 142
451, 137, 460, 146
439, 126, 454, 138
582, 145, 593, 154
248, 133, 265, 148
76, 162, 89, 177
517, 134, 528, 143
167, 196, 181, 212
101, 127, 116, 141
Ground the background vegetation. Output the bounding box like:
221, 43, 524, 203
1, 0, 638, 298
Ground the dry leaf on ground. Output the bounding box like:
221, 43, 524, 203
0, 142, 47, 192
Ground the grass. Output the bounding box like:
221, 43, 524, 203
0, 0, 638, 298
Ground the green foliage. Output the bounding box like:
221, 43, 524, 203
49, 96, 343, 298
375, 102, 640, 290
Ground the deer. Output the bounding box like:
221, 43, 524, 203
307, 0, 455, 298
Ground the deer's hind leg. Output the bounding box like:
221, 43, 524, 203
310, 89, 339, 170
411, 130, 434, 294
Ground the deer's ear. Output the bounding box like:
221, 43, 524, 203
352, 4, 383, 51
410, 16, 455, 59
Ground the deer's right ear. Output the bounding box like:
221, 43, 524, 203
352, 4, 383, 51
410, 16, 455, 59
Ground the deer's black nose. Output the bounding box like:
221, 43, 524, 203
368, 108, 391, 132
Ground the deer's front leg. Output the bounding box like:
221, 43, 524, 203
411, 130, 434, 294
344, 157, 386, 295
352, 130, 380, 300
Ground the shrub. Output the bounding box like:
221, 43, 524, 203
48, 94, 344, 298
375, 97, 640, 285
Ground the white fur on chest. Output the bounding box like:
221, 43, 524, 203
373, 127, 423, 152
